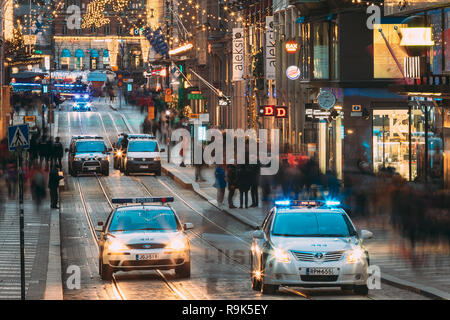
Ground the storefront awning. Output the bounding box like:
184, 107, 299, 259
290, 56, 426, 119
103, 49, 109, 57
75, 49, 85, 58
61, 49, 71, 57
90, 49, 99, 58
296, 13, 336, 24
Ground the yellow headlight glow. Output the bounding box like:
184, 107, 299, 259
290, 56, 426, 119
346, 249, 364, 263
273, 248, 290, 263
166, 238, 186, 251
107, 239, 128, 251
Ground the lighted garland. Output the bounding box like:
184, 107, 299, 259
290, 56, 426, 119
82, 0, 133, 29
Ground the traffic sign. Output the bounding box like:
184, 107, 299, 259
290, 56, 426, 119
189, 113, 199, 119
24, 116, 36, 123
8, 124, 30, 151
165, 88, 172, 95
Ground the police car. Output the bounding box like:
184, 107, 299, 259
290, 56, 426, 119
112, 134, 156, 170
67, 136, 111, 176
96, 197, 193, 280
73, 101, 92, 112
120, 137, 164, 176
250, 200, 373, 295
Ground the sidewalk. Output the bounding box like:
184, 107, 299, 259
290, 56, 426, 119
162, 162, 450, 300
0, 187, 62, 300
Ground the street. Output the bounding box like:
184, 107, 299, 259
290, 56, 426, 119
52, 100, 435, 300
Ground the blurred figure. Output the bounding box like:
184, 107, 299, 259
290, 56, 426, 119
52, 137, 64, 169
29, 132, 40, 168
226, 160, 238, 209
30, 164, 46, 212
249, 158, 261, 208
38, 134, 49, 170
0, 138, 8, 173
214, 164, 227, 206
48, 164, 63, 209
5, 158, 17, 199
237, 164, 251, 209
325, 170, 341, 199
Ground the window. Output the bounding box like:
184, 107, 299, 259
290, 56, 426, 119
109, 209, 179, 232
428, 9, 443, 75
313, 22, 329, 79
76, 141, 105, 153
128, 140, 158, 152
331, 22, 339, 80
299, 23, 311, 80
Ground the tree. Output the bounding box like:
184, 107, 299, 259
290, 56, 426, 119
4, 25, 30, 59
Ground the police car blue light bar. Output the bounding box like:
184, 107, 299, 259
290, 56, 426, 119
111, 197, 174, 204
275, 200, 341, 208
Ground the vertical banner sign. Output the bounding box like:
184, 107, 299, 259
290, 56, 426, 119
232, 28, 244, 81
265, 16, 276, 80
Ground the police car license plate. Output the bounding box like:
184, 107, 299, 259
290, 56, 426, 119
306, 267, 336, 275
140, 165, 148, 169
87, 167, 97, 171
136, 254, 159, 260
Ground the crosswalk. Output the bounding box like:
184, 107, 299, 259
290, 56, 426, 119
0, 194, 51, 300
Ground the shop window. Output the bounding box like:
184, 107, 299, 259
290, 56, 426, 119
313, 22, 329, 79
373, 110, 410, 179
331, 22, 339, 80
61, 57, 70, 70
299, 23, 310, 80
75, 57, 83, 70
428, 9, 443, 75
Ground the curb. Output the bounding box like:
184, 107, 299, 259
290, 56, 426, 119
109, 104, 118, 111
43, 201, 63, 300
381, 273, 448, 300
162, 165, 260, 229
162, 164, 448, 300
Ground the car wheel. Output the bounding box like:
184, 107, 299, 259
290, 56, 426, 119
260, 276, 278, 295
113, 160, 118, 170
124, 168, 130, 176
354, 285, 369, 295
155, 169, 161, 176
99, 259, 114, 281
71, 170, 78, 177
103, 167, 109, 176
175, 261, 191, 279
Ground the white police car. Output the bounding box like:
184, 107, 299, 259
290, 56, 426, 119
250, 200, 373, 295
96, 197, 193, 280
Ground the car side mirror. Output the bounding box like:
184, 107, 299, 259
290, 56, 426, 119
95, 221, 104, 233
160, 148, 165, 153
107, 147, 112, 152
360, 230, 373, 240
253, 230, 264, 239
183, 223, 194, 230
65, 148, 69, 153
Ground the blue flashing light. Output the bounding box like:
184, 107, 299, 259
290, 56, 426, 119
75, 94, 80, 99
325, 200, 341, 207
84, 94, 89, 99
275, 200, 291, 206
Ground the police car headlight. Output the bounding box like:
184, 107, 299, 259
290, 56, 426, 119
74, 156, 83, 161
273, 248, 290, 263
116, 150, 122, 157
107, 239, 128, 251
346, 248, 364, 263
128, 157, 135, 161
154, 156, 161, 161
166, 238, 186, 251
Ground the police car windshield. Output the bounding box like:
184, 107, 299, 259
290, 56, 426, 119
272, 211, 356, 237
128, 140, 158, 152
76, 141, 105, 153
109, 208, 179, 232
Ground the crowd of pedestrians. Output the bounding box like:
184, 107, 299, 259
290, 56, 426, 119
0, 129, 64, 211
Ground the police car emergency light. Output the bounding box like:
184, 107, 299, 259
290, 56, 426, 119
274, 199, 341, 208
111, 197, 174, 204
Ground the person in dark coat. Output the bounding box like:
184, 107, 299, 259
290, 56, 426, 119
226, 161, 238, 209
237, 164, 251, 209
52, 137, 64, 169
249, 158, 261, 208
48, 165, 63, 209
29, 132, 40, 168
38, 135, 49, 169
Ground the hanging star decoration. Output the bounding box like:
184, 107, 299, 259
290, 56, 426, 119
81, 0, 131, 29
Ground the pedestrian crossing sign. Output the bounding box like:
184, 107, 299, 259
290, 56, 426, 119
8, 124, 30, 151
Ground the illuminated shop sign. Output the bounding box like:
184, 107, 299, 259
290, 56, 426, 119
260, 105, 288, 118
400, 28, 434, 46
285, 40, 299, 54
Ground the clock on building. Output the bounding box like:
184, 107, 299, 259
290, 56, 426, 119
317, 90, 336, 110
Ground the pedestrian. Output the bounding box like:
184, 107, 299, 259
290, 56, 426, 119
249, 157, 261, 208
52, 137, 64, 169
194, 144, 205, 182
237, 164, 251, 209
226, 160, 238, 209
29, 132, 40, 168
38, 135, 48, 169
48, 164, 63, 209
30, 164, 46, 212
0, 138, 9, 173
5, 158, 17, 199
214, 164, 227, 206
